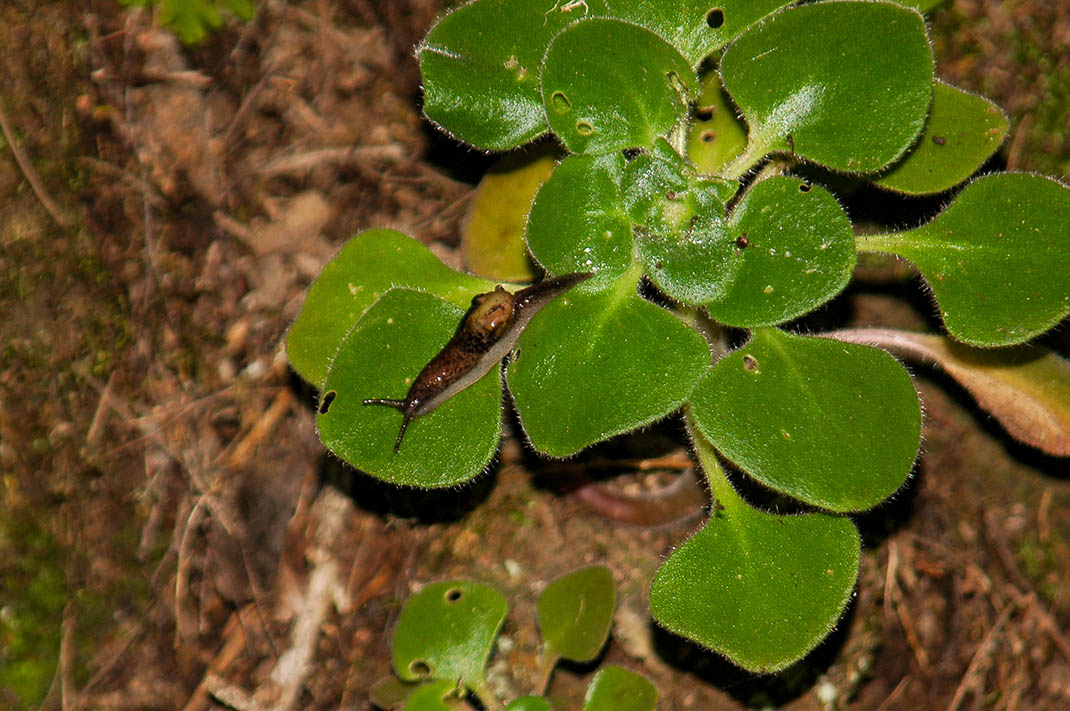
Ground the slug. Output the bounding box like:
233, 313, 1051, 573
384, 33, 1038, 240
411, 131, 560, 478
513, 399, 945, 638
363, 271, 593, 452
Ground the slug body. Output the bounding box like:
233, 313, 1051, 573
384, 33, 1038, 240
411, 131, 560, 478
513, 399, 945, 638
364, 272, 592, 452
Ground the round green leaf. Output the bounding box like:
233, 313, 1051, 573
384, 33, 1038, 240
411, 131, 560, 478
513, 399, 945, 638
688, 70, 748, 175
858, 173, 1070, 347
704, 176, 856, 326
286, 229, 496, 387
609, 0, 796, 67
690, 328, 921, 512
318, 290, 502, 488
507, 275, 710, 457
393, 581, 507, 688
583, 666, 657, 711
417, 0, 610, 150
873, 81, 1009, 195
720, 1, 933, 174
505, 697, 552, 711
537, 565, 616, 663
639, 215, 732, 305
463, 145, 557, 282
650, 491, 860, 672
525, 153, 633, 285
541, 18, 695, 154
403, 680, 464, 711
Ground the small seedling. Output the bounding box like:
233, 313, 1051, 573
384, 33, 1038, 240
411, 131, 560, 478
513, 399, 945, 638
370, 566, 655, 711
288, 0, 1070, 672
120, 0, 255, 44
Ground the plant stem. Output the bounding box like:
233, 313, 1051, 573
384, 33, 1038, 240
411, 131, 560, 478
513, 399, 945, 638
682, 405, 742, 515
534, 648, 559, 696
854, 232, 907, 254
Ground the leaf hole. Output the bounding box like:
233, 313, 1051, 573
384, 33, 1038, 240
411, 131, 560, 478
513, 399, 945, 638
409, 659, 432, 677
798, 182, 811, 193
318, 391, 336, 414
444, 588, 464, 603
622, 147, 643, 161
575, 120, 594, 136
695, 106, 714, 121
706, 9, 725, 29
551, 91, 572, 113
700, 129, 716, 143
742, 354, 759, 372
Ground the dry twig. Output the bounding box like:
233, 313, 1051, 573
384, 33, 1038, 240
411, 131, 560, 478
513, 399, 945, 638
947, 599, 1017, 711
258, 144, 404, 176
884, 540, 931, 669
0, 95, 68, 226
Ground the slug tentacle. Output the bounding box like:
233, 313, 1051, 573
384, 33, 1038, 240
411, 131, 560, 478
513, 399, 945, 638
361, 398, 413, 452
362, 272, 592, 452
362, 398, 405, 408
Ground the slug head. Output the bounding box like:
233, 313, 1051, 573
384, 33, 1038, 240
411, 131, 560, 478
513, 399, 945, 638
466, 285, 516, 341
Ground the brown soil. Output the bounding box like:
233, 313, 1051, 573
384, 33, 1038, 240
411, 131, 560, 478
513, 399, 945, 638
0, 1, 1066, 710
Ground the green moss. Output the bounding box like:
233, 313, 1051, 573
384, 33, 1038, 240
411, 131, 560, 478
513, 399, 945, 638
0, 511, 155, 709
0, 514, 66, 708
1017, 535, 1060, 603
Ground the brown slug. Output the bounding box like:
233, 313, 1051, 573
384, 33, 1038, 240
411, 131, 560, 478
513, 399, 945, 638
363, 271, 593, 452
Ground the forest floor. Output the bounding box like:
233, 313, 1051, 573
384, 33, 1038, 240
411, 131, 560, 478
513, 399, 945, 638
0, 1, 1068, 710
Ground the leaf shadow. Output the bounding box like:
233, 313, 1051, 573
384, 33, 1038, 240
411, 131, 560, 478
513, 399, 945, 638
649, 593, 859, 708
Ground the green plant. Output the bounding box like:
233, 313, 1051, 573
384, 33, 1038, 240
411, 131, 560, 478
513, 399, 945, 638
370, 566, 655, 711
287, 0, 1070, 672
120, 0, 255, 44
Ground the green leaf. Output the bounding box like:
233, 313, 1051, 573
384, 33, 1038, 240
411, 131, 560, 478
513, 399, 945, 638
417, 0, 610, 150
703, 177, 856, 325
830, 329, 1070, 457
403, 680, 465, 711
583, 666, 657, 711
636, 176, 854, 320
857, 173, 1070, 346
286, 229, 496, 387
525, 153, 633, 285
874, 81, 1009, 195
649, 429, 860, 673
507, 274, 710, 456
369, 676, 420, 710
541, 18, 695, 154
720, 1, 933, 175
608, 0, 795, 67
393, 581, 508, 689
158, 0, 223, 44
690, 328, 921, 512
537, 565, 616, 663
621, 138, 736, 235
223, 0, 254, 21
505, 697, 552, 711
688, 71, 748, 175
318, 290, 502, 488
463, 145, 557, 282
